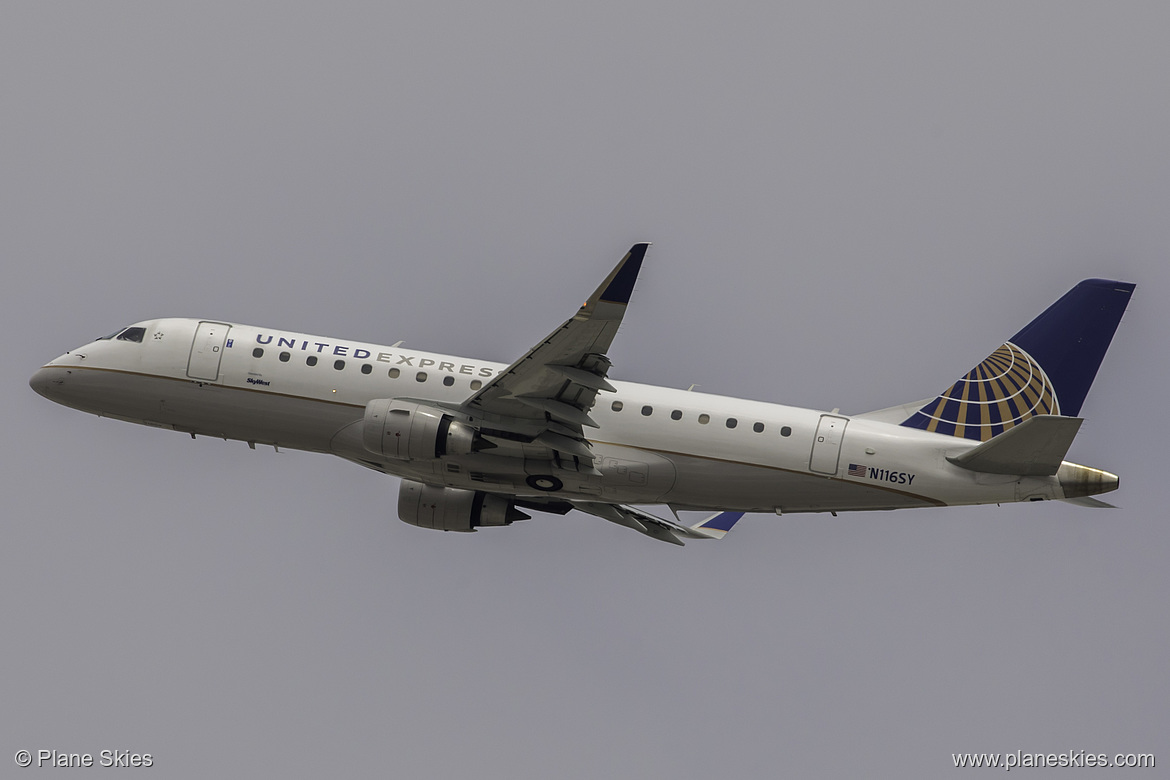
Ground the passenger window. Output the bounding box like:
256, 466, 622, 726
641, 405, 653, 416
470, 379, 482, 390
279, 352, 290, 362
670, 410, 682, 421
726, 418, 738, 429
334, 359, 346, 370
698, 413, 710, 424
780, 426, 792, 437
117, 327, 146, 343
611, 400, 624, 412
753, 422, 765, 433
443, 376, 454, 386
361, 364, 372, 374
306, 356, 318, 367
253, 348, 264, 358
416, 372, 427, 382
389, 368, 400, 378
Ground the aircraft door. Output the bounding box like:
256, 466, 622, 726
187, 321, 231, 381
809, 414, 848, 475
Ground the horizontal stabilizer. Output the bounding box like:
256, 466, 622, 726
947, 414, 1082, 476
1061, 496, 1117, 508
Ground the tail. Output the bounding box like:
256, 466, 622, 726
900, 279, 1135, 441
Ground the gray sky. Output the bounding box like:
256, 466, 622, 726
4, 2, 1167, 777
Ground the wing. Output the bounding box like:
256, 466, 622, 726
573, 502, 745, 545
392, 244, 746, 546
459, 243, 649, 462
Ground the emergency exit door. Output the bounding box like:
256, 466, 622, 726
809, 414, 848, 475
187, 321, 230, 381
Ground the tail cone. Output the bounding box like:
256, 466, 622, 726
1058, 462, 1119, 498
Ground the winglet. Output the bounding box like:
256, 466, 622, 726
586, 243, 649, 308
689, 511, 745, 540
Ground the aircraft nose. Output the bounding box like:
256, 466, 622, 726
29, 366, 64, 401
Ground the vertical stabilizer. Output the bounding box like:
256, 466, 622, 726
901, 279, 1134, 441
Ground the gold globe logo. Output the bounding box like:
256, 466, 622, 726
916, 342, 1059, 441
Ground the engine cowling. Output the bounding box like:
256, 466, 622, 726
362, 399, 476, 461
397, 480, 529, 532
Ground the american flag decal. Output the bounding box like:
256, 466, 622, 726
848, 463, 867, 477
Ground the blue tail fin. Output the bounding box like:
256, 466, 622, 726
901, 279, 1134, 441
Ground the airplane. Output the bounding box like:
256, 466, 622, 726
30, 244, 1134, 545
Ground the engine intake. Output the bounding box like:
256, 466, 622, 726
397, 480, 530, 532
363, 399, 476, 460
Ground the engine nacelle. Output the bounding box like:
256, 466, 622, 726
362, 399, 476, 461
397, 480, 529, 532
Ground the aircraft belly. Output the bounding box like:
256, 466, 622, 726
590, 442, 676, 502
170, 388, 358, 451
39, 366, 354, 453
660, 452, 936, 513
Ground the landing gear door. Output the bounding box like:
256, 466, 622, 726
187, 321, 231, 381
809, 415, 848, 475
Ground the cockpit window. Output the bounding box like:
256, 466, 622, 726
116, 327, 146, 343
100, 326, 147, 342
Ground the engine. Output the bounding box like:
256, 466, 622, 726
362, 399, 477, 461
397, 480, 530, 532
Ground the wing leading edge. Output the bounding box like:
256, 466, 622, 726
460, 243, 649, 463
452, 244, 746, 545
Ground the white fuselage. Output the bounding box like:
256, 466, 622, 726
30, 317, 1102, 514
